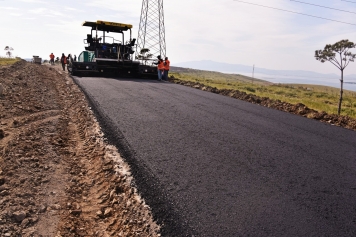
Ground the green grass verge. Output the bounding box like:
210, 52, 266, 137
170, 68, 356, 118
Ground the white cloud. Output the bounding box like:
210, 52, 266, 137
9, 13, 22, 16
64, 7, 84, 12
19, 0, 47, 3
28, 7, 64, 17
0, 7, 20, 10
29, 8, 46, 14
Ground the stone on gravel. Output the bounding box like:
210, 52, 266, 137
21, 218, 30, 227
52, 204, 61, 210
0, 190, 9, 196
13, 210, 26, 222
0, 129, 4, 139
0, 83, 4, 96
39, 205, 47, 213
104, 208, 112, 217
69, 209, 82, 215
0, 177, 5, 185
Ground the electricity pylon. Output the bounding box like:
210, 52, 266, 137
136, 0, 166, 61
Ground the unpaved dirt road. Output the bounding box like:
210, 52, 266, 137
73, 74, 356, 236
0, 61, 160, 236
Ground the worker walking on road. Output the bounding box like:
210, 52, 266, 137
49, 53, 55, 65
164, 57, 170, 81
60, 53, 67, 71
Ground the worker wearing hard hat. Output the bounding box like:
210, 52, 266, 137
164, 57, 170, 81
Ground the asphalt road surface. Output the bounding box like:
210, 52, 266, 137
73, 76, 356, 237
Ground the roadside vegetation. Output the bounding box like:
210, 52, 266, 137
170, 67, 356, 118
315, 39, 356, 115
0, 57, 20, 66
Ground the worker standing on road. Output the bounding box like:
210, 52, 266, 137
156, 57, 164, 81
164, 57, 170, 81
49, 53, 55, 65
60, 53, 67, 71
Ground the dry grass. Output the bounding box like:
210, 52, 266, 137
171, 68, 356, 118
0, 57, 21, 66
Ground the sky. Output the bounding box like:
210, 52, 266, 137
1, 0, 356, 75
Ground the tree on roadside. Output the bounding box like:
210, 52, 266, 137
315, 39, 356, 115
4, 46, 14, 58
136, 48, 153, 65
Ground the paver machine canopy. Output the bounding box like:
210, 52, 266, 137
68, 20, 157, 78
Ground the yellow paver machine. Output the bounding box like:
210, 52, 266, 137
68, 20, 157, 78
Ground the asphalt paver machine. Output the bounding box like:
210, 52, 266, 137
68, 20, 157, 78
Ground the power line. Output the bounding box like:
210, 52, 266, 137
341, 0, 356, 3
290, 0, 356, 15
233, 0, 356, 26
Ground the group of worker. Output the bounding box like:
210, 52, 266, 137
156, 56, 170, 81
49, 53, 77, 71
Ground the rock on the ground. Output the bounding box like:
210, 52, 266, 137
13, 210, 26, 222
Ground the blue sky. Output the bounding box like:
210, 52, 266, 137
1, 0, 356, 75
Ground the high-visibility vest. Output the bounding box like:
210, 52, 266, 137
157, 61, 164, 70
50, 54, 55, 59
164, 60, 170, 70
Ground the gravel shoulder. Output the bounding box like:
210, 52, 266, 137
0, 61, 160, 236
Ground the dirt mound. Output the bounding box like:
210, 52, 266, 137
0, 61, 160, 236
169, 77, 356, 131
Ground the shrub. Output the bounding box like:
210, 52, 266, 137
285, 92, 297, 97
245, 87, 256, 93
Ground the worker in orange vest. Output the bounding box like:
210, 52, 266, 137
164, 57, 170, 81
157, 58, 165, 81
49, 53, 55, 65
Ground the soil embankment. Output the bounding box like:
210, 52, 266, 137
0, 60, 160, 236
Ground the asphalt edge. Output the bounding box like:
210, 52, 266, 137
70, 76, 196, 237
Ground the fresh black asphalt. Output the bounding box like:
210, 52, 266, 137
73, 76, 356, 237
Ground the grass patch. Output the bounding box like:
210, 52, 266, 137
0, 57, 20, 66
245, 86, 256, 93
170, 67, 356, 118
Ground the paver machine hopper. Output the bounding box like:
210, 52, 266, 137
68, 20, 157, 78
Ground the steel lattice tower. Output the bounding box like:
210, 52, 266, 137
136, 0, 166, 60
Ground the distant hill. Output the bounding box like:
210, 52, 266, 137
174, 60, 356, 80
